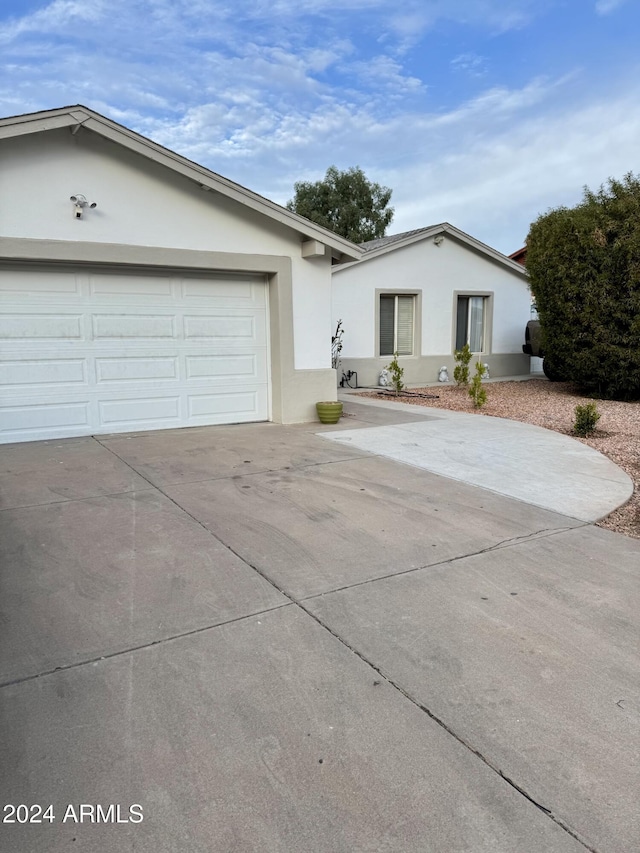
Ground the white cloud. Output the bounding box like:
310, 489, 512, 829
595, 0, 628, 14
350, 55, 424, 94
0, 0, 544, 55
431, 76, 564, 127
451, 52, 488, 77
0, 0, 111, 44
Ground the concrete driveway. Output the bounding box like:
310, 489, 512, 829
1, 398, 638, 852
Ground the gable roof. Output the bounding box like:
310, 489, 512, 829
0, 105, 362, 263
359, 226, 437, 253
333, 222, 528, 276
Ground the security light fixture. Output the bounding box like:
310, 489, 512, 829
70, 194, 97, 218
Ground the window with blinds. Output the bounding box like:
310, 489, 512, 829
456, 295, 486, 352
379, 294, 414, 356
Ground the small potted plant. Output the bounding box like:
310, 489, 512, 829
316, 400, 343, 424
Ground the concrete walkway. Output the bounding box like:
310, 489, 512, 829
327, 395, 633, 522
1, 401, 639, 852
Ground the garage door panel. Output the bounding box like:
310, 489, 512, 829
0, 358, 87, 387
95, 356, 179, 383
0, 314, 83, 339
89, 273, 173, 297
0, 270, 81, 296
183, 313, 265, 342
181, 277, 265, 306
1, 401, 90, 437
185, 352, 266, 382
98, 396, 181, 426
92, 314, 177, 339
0, 268, 270, 443
187, 387, 267, 421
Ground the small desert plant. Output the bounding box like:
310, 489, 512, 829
574, 402, 600, 436
454, 343, 472, 386
386, 352, 405, 394
469, 361, 487, 408
331, 320, 344, 370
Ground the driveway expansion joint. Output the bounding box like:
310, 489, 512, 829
300, 524, 586, 602
94, 434, 367, 486
0, 603, 292, 691
0, 485, 156, 512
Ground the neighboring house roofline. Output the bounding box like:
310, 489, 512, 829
509, 246, 527, 265
0, 105, 363, 263
332, 222, 528, 276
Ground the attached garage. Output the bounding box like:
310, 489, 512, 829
0, 105, 362, 444
1, 266, 269, 443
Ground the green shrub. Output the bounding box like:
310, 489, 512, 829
386, 352, 405, 394
526, 172, 640, 400
574, 402, 601, 436
454, 343, 472, 386
469, 361, 487, 408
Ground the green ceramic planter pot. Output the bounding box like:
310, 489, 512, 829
316, 401, 343, 424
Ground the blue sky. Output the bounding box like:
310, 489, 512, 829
1, 0, 638, 253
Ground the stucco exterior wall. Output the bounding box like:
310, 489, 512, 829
332, 233, 531, 386
0, 129, 332, 374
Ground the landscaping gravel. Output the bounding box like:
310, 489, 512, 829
359, 378, 640, 539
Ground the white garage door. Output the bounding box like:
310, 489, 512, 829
0, 266, 270, 444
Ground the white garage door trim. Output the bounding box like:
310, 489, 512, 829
0, 265, 271, 443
